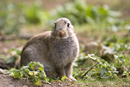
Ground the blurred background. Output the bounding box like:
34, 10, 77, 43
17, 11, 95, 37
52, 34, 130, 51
0, 0, 130, 47
0, 0, 130, 81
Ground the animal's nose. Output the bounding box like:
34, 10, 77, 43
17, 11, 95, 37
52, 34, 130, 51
57, 31, 65, 37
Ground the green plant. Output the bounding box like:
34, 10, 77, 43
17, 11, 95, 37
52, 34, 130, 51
24, 2, 50, 25
83, 54, 118, 79
74, 52, 130, 79
5, 48, 21, 65
6, 62, 48, 86
0, 1, 50, 35
103, 35, 130, 52
50, 0, 120, 25
0, 1, 25, 35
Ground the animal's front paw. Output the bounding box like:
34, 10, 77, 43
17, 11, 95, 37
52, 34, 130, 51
66, 76, 77, 81
69, 77, 77, 81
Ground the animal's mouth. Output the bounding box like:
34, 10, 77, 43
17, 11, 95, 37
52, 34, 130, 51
57, 31, 65, 37
56, 36, 68, 40
56, 31, 68, 39
51, 31, 76, 40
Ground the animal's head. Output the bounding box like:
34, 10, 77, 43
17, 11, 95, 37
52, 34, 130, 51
51, 18, 75, 40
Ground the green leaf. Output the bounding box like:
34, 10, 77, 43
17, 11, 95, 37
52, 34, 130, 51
61, 76, 66, 82
13, 70, 23, 78
29, 71, 38, 76
28, 62, 35, 70
128, 67, 130, 72
39, 66, 44, 71
5, 56, 16, 64
34, 78, 42, 86
101, 68, 107, 77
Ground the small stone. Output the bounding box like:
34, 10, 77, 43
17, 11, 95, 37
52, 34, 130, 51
23, 85, 28, 87
8, 85, 13, 87
0, 69, 6, 74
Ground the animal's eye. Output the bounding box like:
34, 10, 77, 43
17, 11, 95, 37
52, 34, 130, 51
67, 23, 69, 27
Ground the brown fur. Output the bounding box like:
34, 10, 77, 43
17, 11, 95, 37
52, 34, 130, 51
20, 18, 79, 81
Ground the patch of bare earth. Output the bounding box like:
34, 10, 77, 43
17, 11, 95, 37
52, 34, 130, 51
0, 74, 78, 87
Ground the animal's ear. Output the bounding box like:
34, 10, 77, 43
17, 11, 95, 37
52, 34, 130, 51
64, 21, 66, 24
54, 23, 56, 28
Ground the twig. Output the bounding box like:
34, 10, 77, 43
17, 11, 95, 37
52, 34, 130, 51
81, 62, 99, 78
0, 35, 33, 41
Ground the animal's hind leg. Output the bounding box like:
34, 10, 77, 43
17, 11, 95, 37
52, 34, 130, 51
21, 47, 36, 66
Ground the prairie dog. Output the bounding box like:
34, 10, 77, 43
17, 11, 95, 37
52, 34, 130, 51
20, 18, 79, 81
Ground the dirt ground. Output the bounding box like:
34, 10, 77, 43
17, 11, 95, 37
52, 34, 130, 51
0, 74, 78, 87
